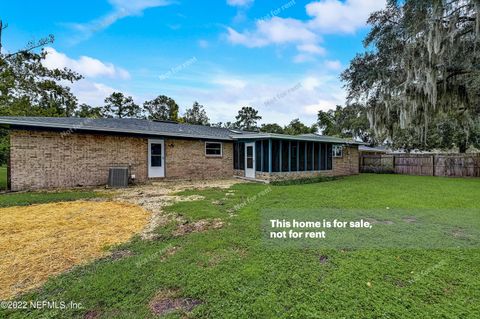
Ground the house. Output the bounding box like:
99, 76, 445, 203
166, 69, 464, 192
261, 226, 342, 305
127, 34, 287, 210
358, 145, 389, 156
0, 117, 364, 191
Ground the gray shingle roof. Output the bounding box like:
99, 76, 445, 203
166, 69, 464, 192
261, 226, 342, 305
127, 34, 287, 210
0, 116, 365, 145
0, 116, 248, 141
231, 132, 366, 145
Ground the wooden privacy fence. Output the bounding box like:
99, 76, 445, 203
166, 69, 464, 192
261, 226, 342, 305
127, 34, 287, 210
360, 153, 480, 177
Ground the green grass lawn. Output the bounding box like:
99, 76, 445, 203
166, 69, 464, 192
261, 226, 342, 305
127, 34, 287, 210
2, 174, 480, 318
0, 165, 101, 206
0, 165, 6, 190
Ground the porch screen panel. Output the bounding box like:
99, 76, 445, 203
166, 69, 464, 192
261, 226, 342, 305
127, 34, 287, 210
290, 142, 298, 171
233, 142, 239, 169
314, 142, 320, 170
320, 143, 326, 170
306, 142, 313, 170
299, 142, 306, 171
262, 140, 269, 172
239, 142, 245, 170
281, 141, 289, 172
327, 144, 333, 170
255, 141, 262, 171
272, 140, 281, 172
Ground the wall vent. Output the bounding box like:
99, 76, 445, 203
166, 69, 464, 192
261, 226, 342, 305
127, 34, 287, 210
108, 167, 129, 188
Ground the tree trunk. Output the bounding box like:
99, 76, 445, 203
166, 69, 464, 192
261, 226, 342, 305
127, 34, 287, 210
458, 141, 468, 153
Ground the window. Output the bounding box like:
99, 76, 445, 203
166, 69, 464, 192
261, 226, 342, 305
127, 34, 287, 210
332, 145, 343, 158
151, 143, 162, 167
205, 142, 223, 157
246, 145, 254, 168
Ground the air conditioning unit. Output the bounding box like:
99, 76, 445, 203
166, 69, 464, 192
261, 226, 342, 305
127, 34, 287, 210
108, 167, 129, 188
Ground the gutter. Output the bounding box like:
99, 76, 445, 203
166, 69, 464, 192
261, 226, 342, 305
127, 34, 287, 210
0, 119, 233, 141
229, 133, 367, 145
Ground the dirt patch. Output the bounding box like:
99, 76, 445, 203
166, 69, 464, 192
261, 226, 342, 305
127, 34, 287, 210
402, 216, 417, 223
110, 250, 134, 261
173, 219, 224, 237
319, 255, 329, 264
150, 289, 202, 316
366, 218, 394, 225
83, 310, 101, 319
114, 179, 241, 240
451, 228, 469, 239
0, 201, 149, 300
160, 246, 181, 262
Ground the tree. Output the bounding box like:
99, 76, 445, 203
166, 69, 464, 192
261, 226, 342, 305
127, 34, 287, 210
342, 1, 480, 152
0, 34, 81, 117
260, 123, 284, 134
183, 101, 209, 125
235, 106, 261, 131
143, 95, 179, 121
0, 21, 82, 164
210, 122, 238, 129
317, 104, 373, 143
102, 92, 141, 118
283, 119, 317, 135
75, 104, 103, 118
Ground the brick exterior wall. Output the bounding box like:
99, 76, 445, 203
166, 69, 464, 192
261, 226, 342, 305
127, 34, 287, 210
234, 145, 359, 182
164, 139, 233, 180
10, 130, 149, 191
333, 145, 359, 176
9, 130, 234, 191
9, 129, 358, 190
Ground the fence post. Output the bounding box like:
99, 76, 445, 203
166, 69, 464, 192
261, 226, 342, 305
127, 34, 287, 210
432, 154, 435, 176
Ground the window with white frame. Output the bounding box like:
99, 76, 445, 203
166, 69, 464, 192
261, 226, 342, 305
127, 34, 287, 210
205, 142, 223, 157
332, 145, 343, 158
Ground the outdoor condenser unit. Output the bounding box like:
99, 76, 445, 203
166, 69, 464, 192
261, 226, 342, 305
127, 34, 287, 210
107, 167, 129, 188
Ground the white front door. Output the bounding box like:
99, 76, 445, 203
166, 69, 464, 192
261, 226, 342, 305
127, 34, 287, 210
148, 139, 165, 178
245, 142, 255, 179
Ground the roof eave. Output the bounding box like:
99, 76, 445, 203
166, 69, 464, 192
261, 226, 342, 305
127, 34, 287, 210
229, 133, 366, 145
0, 119, 233, 141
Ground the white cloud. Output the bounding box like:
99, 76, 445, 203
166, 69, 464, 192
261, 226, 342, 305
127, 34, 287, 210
70, 81, 118, 106
212, 77, 247, 89
306, 0, 386, 34
303, 99, 339, 115
324, 59, 342, 70
227, 17, 321, 49
68, 0, 173, 42
297, 43, 326, 55
166, 72, 344, 126
302, 76, 322, 90
227, 0, 385, 60
43, 47, 130, 80
227, 0, 254, 7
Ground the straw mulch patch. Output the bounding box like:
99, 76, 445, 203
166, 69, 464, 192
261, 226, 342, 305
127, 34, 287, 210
0, 201, 150, 299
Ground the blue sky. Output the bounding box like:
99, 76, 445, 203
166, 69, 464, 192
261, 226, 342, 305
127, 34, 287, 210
0, 0, 385, 125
